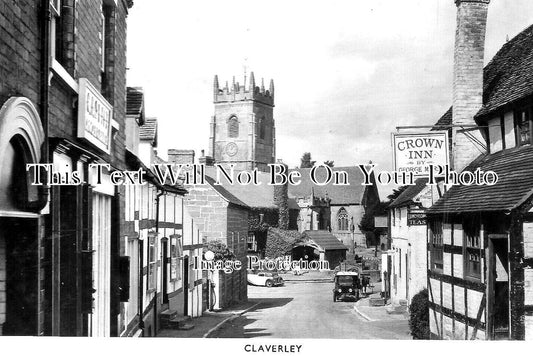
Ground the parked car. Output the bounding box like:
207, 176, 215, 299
333, 271, 360, 302
247, 271, 284, 287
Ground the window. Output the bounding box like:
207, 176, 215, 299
337, 208, 349, 231
170, 234, 182, 281
228, 116, 239, 138
429, 220, 443, 271
515, 107, 532, 146
147, 232, 157, 290
259, 116, 266, 140
464, 218, 482, 280
392, 209, 395, 227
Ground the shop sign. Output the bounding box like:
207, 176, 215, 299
392, 132, 449, 177
77, 78, 113, 154
407, 212, 427, 226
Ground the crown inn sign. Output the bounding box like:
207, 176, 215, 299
393, 132, 449, 177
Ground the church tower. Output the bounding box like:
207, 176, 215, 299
208, 72, 275, 172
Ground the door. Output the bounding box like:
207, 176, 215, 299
183, 255, 189, 316
488, 237, 510, 340
2, 218, 39, 336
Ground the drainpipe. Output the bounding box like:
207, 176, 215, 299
28, 0, 51, 212
154, 189, 165, 334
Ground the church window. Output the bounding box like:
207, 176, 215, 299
259, 116, 266, 140
228, 116, 239, 138
337, 208, 349, 231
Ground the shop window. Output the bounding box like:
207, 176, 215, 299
464, 218, 482, 280
429, 220, 443, 272
170, 234, 182, 281
515, 107, 532, 146
147, 232, 157, 291
337, 208, 349, 231
228, 116, 239, 138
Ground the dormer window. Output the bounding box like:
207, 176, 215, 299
515, 107, 532, 146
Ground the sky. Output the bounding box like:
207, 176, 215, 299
126, 0, 533, 199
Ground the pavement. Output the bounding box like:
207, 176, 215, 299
353, 292, 409, 322
157, 301, 259, 338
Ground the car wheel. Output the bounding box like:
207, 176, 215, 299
333, 295, 337, 302
265, 280, 273, 288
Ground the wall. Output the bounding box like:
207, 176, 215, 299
330, 205, 365, 248
428, 221, 486, 340
185, 184, 249, 308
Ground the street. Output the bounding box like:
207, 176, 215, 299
209, 278, 411, 339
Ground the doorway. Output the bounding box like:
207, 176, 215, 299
1, 217, 39, 336
488, 237, 509, 340
183, 255, 189, 316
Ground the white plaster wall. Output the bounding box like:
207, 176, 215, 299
503, 111, 515, 149
488, 116, 503, 153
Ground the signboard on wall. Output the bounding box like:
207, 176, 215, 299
407, 212, 427, 226
392, 132, 449, 177
77, 78, 113, 154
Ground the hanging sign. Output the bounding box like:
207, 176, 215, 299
392, 132, 449, 177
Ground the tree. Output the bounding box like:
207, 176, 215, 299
323, 160, 334, 167
409, 289, 430, 339
387, 185, 409, 202
358, 201, 388, 247
300, 152, 316, 168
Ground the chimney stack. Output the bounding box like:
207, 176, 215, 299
452, 0, 490, 172
274, 160, 289, 230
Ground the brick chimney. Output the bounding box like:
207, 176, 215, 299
452, 0, 490, 172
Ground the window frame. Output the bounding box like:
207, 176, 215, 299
169, 234, 182, 282
228, 116, 239, 138
337, 208, 349, 231
463, 218, 482, 281
147, 232, 158, 291
429, 220, 444, 272
515, 106, 533, 147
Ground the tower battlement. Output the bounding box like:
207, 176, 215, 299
213, 72, 274, 107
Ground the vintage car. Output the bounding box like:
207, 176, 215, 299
247, 271, 284, 287
333, 271, 360, 302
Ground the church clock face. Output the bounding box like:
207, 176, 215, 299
225, 142, 238, 157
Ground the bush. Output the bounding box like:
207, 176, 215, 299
409, 288, 430, 339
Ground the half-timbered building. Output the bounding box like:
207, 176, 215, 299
426, 0, 533, 340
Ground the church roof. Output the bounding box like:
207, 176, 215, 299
288, 166, 371, 205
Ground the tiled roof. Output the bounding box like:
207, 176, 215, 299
204, 176, 248, 208
431, 107, 452, 131
302, 230, 348, 251
427, 145, 533, 214
205, 168, 276, 209
476, 24, 533, 118
389, 178, 429, 208
140, 117, 157, 145
289, 166, 369, 205
126, 87, 144, 124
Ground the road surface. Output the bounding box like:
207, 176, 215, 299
209, 278, 411, 339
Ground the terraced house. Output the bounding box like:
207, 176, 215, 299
0, 0, 133, 336
427, 0, 533, 340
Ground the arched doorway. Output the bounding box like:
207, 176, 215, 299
0, 97, 44, 336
